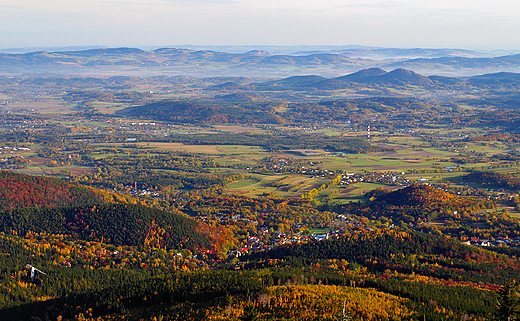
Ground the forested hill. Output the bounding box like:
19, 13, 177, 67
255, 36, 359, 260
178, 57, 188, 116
0, 170, 103, 210
115, 99, 283, 124
335, 185, 502, 237
375, 184, 464, 207
116, 96, 440, 127
251, 229, 459, 263
248, 228, 520, 285
374, 184, 495, 213
0, 170, 233, 251
0, 203, 213, 250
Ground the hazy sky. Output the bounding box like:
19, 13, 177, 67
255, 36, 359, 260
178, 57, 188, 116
2, 0, 520, 49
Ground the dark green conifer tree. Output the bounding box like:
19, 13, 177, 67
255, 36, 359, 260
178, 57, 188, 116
495, 282, 520, 321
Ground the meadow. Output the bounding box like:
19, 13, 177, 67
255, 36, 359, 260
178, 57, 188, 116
32, 126, 515, 206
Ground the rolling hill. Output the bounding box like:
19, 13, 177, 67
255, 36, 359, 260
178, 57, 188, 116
115, 99, 282, 124
0, 170, 229, 251
340, 184, 497, 227
0, 203, 211, 250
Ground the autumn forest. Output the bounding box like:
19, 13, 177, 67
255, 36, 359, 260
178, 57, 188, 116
4, 51, 520, 320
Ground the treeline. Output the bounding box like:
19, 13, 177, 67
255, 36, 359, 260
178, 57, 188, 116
464, 171, 520, 191
158, 132, 389, 153
467, 133, 520, 143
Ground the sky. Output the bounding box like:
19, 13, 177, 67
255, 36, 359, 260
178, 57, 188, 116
1, 0, 520, 49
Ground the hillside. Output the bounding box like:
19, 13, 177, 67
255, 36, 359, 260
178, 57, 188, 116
330, 67, 388, 83
332, 68, 433, 86
115, 99, 282, 124
245, 228, 517, 318
377, 68, 434, 85
255, 75, 329, 90
338, 184, 506, 237
0, 267, 416, 321
0, 203, 213, 250
257, 68, 437, 90
389, 54, 520, 71
248, 228, 520, 291
0, 170, 102, 210
249, 228, 519, 284
375, 184, 459, 207
0, 228, 506, 320
0, 171, 231, 252
366, 184, 491, 212
468, 71, 520, 86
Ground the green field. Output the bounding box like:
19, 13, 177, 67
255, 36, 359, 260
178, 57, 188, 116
330, 182, 388, 203
309, 228, 330, 234
226, 174, 331, 198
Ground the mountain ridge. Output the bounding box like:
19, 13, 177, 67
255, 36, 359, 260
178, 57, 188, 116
1, 47, 520, 77
254, 68, 520, 90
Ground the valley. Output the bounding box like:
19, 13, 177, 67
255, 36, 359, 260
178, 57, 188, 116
3, 48, 520, 320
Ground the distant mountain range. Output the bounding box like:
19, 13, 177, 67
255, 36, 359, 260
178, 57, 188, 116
1, 47, 520, 77
250, 68, 520, 91
4, 45, 513, 58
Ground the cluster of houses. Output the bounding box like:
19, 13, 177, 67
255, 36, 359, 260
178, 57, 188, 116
463, 237, 520, 247
339, 172, 409, 186
129, 185, 160, 197
226, 214, 370, 261
0, 147, 31, 169
263, 157, 340, 178
0, 146, 31, 153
